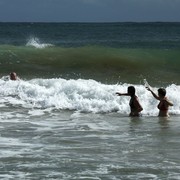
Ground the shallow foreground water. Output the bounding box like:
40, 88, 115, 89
0, 107, 180, 180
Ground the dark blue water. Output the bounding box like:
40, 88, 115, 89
1, 22, 180, 48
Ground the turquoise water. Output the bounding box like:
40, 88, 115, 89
1, 45, 180, 84
0, 22, 180, 85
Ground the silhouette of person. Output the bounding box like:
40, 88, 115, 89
10, 72, 19, 80
116, 86, 143, 117
146, 87, 173, 117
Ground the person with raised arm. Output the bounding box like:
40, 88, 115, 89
116, 86, 143, 117
146, 87, 173, 117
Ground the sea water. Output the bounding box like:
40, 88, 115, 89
0, 22, 180, 179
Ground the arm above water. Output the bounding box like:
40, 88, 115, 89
164, 98, 173, 106
146, 87, 160, 100
116, 92, 130, 96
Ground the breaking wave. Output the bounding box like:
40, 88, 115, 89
0, 78, 179, 116
26, 37, 53, 49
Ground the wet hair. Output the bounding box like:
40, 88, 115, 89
158, 88, 166, 97
128, 86, 135, 96
10, 72, 17, 80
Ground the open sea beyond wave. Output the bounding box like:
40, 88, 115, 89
0, 22, 180, 179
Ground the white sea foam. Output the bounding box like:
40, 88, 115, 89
0, 78, 179, 116
26, 37, 53, 49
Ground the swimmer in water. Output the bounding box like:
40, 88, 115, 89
10, 72, 19, 80
146, 87, 173, 117
116, 86, 143, 117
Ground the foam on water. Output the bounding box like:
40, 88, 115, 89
0, 78, 179, 116
26, 37, 53, 49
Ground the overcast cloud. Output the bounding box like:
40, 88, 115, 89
0, 0, 179, 22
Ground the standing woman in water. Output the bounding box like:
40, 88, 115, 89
146, 87, 173, 117
116, 86, 143, 117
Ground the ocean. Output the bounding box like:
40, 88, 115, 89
0, 22, 180, 179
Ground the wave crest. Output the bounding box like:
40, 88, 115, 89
26, 37, 53, 49
0, 78, 179, 116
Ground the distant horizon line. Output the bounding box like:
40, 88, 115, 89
0, 21, 180, 23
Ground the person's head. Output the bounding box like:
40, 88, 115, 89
128, 86, 135, 97
158, 88, 166, 97
10, 72, 17, 80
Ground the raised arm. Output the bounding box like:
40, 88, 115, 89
146, 87, 160, 100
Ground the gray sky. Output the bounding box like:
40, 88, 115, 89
0, 0, 180, 22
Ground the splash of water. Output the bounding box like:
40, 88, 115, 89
0, 78, 179, 116
26, 37, 53, 49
